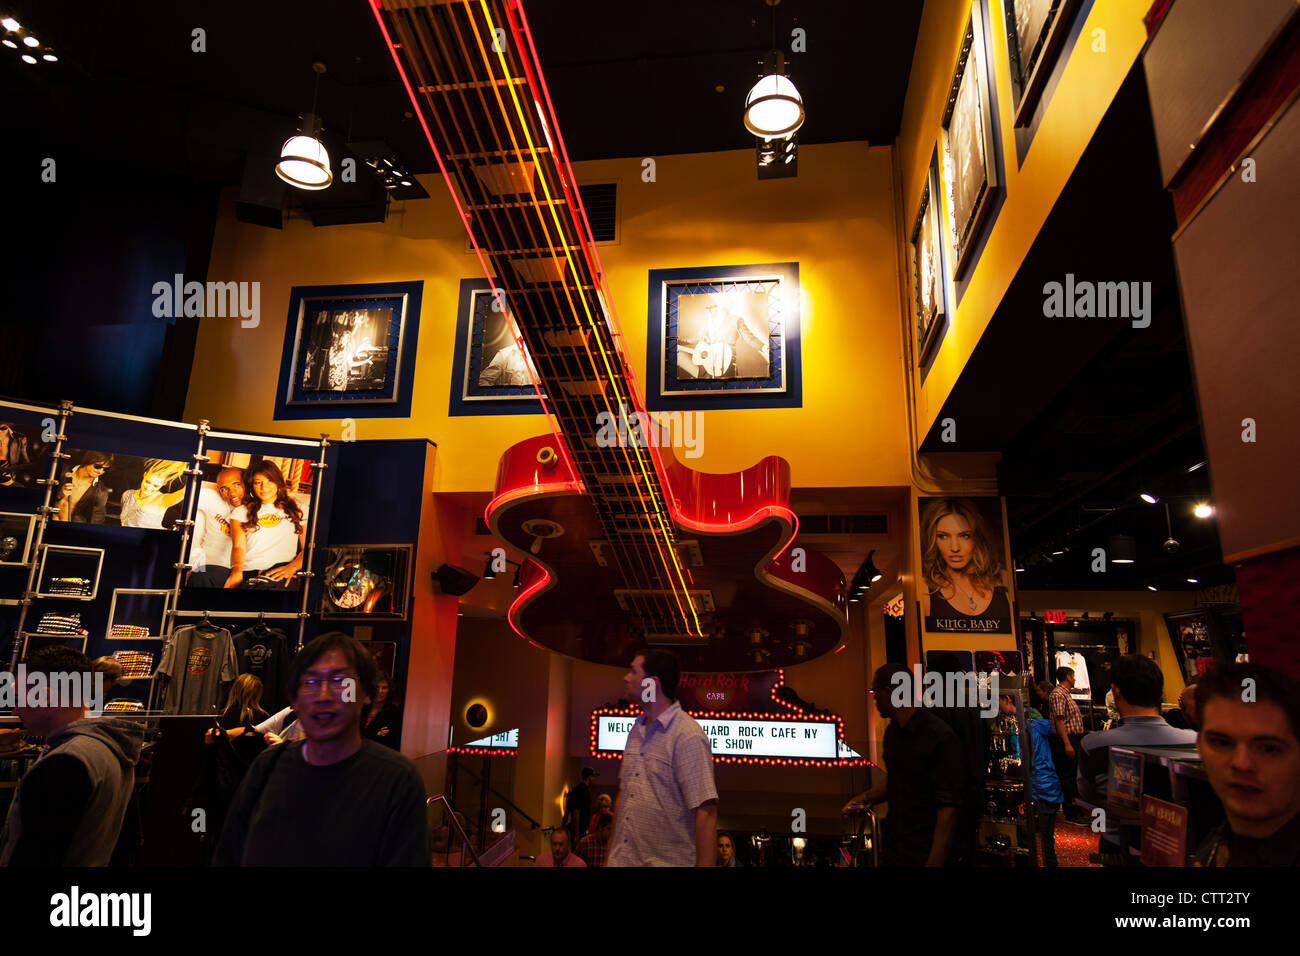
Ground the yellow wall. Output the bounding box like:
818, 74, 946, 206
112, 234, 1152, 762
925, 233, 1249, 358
185, 142, 910, 494
899, 0, 1150, 439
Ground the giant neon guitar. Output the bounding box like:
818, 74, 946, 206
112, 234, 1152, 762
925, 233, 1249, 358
372, 0, 846, 670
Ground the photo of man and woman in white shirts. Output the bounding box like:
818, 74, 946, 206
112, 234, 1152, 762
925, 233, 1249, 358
186, 454, 313, 590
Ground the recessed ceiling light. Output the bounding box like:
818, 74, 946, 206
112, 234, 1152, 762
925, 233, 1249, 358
1, 17, 20, 31
400, 179, 411, 186
1, 38, 15, 48
21, 53, 35, 63
1140, 493, 1157, 504
1187, 578, 1199, 584
22, 34, 38, 47
1052, 550, 1065, 556
42, 52, 56, 61
1147, 585, 1158, 591
1193, 503, 1214, 518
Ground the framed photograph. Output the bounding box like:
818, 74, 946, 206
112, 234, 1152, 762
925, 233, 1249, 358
1005, 0, 1083, 126
942, 10, 1000, 279
52, 449, 189, 529
917, 496, 1013, 635
911, 149, 949, 365
274, 281, 423, 420
0, 512, 36, 566
183, 449, 317, 592
646, 262, 802, 410
448, 278, 545, 416
320, 545, 413, 620
0, 421, 51, 490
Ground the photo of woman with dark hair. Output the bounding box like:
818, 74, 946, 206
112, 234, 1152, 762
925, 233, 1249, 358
54, 450, 115, 523
919, 496, 1012, 633
225, 460, 306, 589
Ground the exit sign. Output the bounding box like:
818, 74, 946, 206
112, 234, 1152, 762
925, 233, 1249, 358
1044, 610, 1067, 624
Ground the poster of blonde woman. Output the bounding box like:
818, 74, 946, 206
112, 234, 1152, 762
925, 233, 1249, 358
918, 496, 1013, 634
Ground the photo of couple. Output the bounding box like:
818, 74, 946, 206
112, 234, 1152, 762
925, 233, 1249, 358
186, 453, 314, 590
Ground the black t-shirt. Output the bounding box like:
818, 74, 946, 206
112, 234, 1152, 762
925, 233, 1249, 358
882, 709, 963, 866
220, 708, 270, 731
1195, 810, 1300, 866
213, 739, 429, 866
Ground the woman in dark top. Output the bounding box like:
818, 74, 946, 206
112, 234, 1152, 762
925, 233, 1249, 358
362, 671, 402, 750
220, 674, 269, 730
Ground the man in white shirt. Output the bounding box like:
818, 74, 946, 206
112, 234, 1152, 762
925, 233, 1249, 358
188, 468, 245, 587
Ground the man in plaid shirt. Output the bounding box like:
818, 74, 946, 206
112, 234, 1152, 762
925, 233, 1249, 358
576, 811, 613, 867
1049, 667, 1088, 823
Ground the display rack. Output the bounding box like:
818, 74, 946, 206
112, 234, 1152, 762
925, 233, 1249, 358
34, 544, 105, 600
977, 677, 1034, 865
3, 399, 332, 677
0, 512, 37, 567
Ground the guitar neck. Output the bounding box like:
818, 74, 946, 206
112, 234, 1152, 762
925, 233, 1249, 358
379, 0, 698, 618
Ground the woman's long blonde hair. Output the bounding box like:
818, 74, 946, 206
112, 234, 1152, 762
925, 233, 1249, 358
141, 458, 187, 489
919, 496, 1005, 595
223, 674, 264, 726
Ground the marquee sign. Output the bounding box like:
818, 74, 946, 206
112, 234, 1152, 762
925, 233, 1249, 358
448, 728, 519, 756
589, 669, 868, 767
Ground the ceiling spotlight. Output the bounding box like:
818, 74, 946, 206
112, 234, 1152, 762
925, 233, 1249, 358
1187, 577, 1199, 584
482, 555, 497, 580
1015, 565, 1024, 572
1052, 549, 1065, 556
1193, 503, 1214, 519
1, 17, 20, 31
1108, 534, 1137, 564
41, 52, 56, 61
2, 38, 16, 48
512, 564, 521, 589
20, 52, 34, 63
1140, 493, 1158, 504
275, 62, 333, 191
1147, 585, 1158, 591
21, 34, 37, 47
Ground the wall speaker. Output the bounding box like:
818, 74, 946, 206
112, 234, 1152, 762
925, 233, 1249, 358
433, 563, 478, 596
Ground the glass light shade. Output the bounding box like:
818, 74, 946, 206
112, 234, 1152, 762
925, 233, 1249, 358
744, 73, 804, 137
275, 133, 333, 190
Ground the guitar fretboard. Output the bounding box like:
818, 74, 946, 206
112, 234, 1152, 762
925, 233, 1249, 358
377, 0, 701, 635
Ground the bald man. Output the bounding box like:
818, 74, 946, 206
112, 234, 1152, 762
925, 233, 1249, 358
188, 467, 246, 587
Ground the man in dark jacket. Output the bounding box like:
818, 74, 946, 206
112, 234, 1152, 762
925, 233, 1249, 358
1, 647, 144, 866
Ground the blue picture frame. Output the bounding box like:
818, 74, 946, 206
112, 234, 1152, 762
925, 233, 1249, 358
273, 281, 422, 420
447, 278, 545, 417
646, 262, 802, 411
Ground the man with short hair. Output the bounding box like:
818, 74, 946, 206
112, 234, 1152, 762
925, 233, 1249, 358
535, 826, 586, 867
609, 649, 718, 867
188, 467, 246, 587
563, 767, 595, 846
1164, 676, 1200, 730
1194, 663, 1300, 866
576, 811, 612, 868
842, 663, 962, 866
1077, 655, 1197, 856
1048, 666, 1087, 823
1, 647, 144, 866
214, 632, 428, 866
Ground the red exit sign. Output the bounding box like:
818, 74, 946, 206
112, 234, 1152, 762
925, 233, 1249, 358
1044, 610, 1067, 624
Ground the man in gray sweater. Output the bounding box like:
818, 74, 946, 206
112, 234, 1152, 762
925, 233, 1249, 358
1, 646, 144, 866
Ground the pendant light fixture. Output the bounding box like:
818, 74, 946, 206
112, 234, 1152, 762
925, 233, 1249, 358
744, 1, 805, 139
276, 60, 334, 191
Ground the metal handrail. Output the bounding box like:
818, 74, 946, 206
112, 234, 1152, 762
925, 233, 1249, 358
428, 794, 485, 867
450, 761, 542, 831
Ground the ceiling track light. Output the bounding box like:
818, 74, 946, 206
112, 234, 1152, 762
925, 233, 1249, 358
275, 61, 333, 191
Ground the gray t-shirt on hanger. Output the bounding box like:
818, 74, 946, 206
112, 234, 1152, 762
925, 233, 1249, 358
158, 625, 238, 715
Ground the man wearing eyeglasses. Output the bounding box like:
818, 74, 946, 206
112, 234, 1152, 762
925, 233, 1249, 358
55, 451, 114, 524
214, 632, 429, 866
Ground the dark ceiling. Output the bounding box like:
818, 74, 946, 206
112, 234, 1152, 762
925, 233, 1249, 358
3, 0, 922, 189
